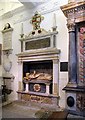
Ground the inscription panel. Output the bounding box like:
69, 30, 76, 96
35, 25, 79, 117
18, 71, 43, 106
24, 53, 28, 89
25, 37, 50, 50
2, 29, 13, 50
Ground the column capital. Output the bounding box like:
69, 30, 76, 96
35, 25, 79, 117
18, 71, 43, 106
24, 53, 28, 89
18, 60, 23, 64
67, 19, 75, 32
45, 82, 51, 86
53, 59, 59, 64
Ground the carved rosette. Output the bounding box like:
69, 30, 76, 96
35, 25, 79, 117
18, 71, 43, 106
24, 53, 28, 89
76, 93, 85, 111
34, 84, 41, 92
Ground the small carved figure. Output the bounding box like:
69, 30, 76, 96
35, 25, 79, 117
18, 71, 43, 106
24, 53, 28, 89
4, 23, 11, 30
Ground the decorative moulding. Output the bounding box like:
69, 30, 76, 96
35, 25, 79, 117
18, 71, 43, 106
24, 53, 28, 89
2, 27, 13, 33
60, 1, 85, 18
2, 72, 15, 79
17, 48, 60, 57
21, 31, 58, 41
17, 48, 60, 63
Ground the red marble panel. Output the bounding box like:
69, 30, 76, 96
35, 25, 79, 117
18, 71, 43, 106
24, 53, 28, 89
78, 26, 85, 83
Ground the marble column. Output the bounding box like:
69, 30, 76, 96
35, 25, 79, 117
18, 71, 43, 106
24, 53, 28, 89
45, 83, 50, 94
67, 20, 77, 87
25, 83, 29, 92
18, 61, 23, 91
53, 59, 59, 96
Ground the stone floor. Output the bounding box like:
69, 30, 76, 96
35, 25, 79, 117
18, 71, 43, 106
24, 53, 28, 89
1, 100, 85, 119
2, 100, 61, 119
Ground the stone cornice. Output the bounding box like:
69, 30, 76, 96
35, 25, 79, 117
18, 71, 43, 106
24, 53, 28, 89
17, 48, 60, 58
16, 48, 60, 62
19, 31, 58, 41
60, 1, 85, 23
61, 1, 85, 12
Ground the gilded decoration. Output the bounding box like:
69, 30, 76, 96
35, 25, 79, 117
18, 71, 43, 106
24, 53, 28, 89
23, 70, 52, 81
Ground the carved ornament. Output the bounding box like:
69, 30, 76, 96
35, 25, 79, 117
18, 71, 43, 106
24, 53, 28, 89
76, 93, 85, 111
61, 1, 85, 23
28, 11, 48, 37
34, 84, 41, 92
67, 19, 75, 32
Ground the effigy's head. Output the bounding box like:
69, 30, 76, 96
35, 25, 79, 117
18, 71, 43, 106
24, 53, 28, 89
26, 73, 30, 77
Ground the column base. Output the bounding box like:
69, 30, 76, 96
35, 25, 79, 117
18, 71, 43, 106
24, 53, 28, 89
65, 82, 77, 88
53, 93, 59, 97
63, 83, 85, 117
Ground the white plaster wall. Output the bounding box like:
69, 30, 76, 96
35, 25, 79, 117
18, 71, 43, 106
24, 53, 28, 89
0, 1, 23, 16
0, 4, 36, 100
57, 10, 68, 108
0, 0, 68, 107
0, 19, 3, 87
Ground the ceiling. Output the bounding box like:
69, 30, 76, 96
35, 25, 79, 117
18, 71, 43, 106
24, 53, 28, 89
0, 0, 50, 16
18, 0, 49, 7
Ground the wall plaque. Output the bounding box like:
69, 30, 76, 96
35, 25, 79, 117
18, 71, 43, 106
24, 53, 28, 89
2, 24, 13, 51
25, 37, 50, 50
60, 62, 68, 72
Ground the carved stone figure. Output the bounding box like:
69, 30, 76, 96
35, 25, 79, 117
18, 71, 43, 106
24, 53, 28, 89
23, 71, 40, 80
4, 23, 11, 30
23, 70, 52, 81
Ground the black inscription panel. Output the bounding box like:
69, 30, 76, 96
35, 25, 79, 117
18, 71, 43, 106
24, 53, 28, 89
25, 37, 50, 50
